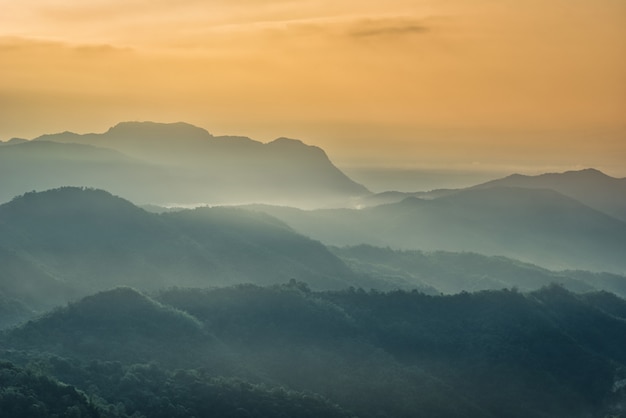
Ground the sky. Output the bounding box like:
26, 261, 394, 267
1, 0, 625, 177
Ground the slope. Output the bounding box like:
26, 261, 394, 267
4, 284, 626, 418
332, 245, 616, 295
28, 121, 369, 207
6, 287, 208, 364
249, 186, 626, 274
0, 140, 169, 205
0, 188, 362, 311
472, 168, 626, 221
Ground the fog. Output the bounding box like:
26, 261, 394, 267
1, 121, 626, 417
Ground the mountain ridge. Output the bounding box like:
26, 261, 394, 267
0, 187, 367, 318
471, 168, 626, 221
2, 121, 369, 207
248, 185, 626, 274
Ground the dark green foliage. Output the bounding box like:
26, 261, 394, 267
581, 290, 626, 319
4, 284, 624, 418
0, 361, 101, 418
0, 359, 352, 418
7, 288, 211, 366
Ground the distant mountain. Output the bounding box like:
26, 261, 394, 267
472, 168, 626, 221
332, 245, 626, 296
18, 121, 369, 207
354, 188, 457, 208
0, 140, 172, 204
248, 186, 626, 274
0, 188, 364, 319
0, 137, 27, 146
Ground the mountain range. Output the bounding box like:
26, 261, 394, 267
472, 168, 626, 222
248, 185, 626, 274
332, 245, 626, 298
1, 121, 626, 416
1, 186, 625, 329
356, 168, 626, 219
1, 121, 369, 207
0, 187, 371, 318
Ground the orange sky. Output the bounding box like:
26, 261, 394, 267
1, 0, 625, 175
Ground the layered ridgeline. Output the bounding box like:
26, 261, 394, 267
471, 168, 626, 222
0, 187, 370, 317
332, 245, 626, 298
355, 168, 626, 221
0, 121, 368, 207
2, 187, 626, 327
2, 284, 626, 417
248, 185, 626, 274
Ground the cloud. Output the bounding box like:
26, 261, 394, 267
0, 36, 133, 54
348, 18, 429, 38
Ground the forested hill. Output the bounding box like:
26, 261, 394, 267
2, 284, 625, 418
0, 188, 363, 316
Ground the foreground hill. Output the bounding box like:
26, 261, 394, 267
248, 186, 626, 274
0, 188, 362, 316
472, 168, 626, 221
3, 284, 625, 417
0, 121, 369, 207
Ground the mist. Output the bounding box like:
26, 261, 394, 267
1, 121, 626, 417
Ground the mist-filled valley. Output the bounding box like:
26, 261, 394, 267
1, 122, 626, 417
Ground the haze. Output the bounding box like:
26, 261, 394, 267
1, 0, 625, 177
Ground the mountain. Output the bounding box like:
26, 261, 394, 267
19, 121, 369, 207
4, 284, 626, 417
0, 187, 364, 320
354, 188, 457, 208
472, 168, 626, 221
0, 140, 170, 205
248, 186, 626, 274
0, 246, 75, 313
7, 287, 207, 363
331, 245, 626, 296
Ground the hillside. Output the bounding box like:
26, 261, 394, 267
14, 121, 370, 207
331, 245, 626, 296
0, 140, 170, 204
248, 186, 626, 274
472, 168, 626, 221
0, 188, 363, 319
3, 284, 625, 418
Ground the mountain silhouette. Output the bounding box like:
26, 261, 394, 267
331, 245, 620, 295
0, 140, 171, 204
472, 168, 626, 221
12, 121, 370, 207
249, 186, 626, 274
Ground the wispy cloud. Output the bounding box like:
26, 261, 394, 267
348, 18, 429, 39
0, 36, 133, 54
